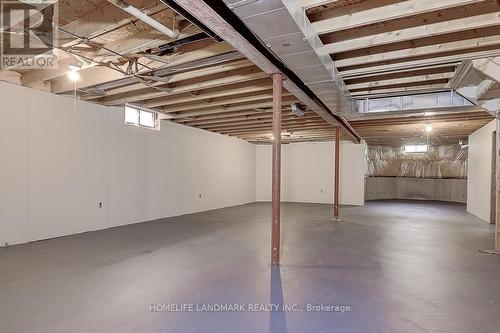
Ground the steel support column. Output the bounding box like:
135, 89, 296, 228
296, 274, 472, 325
271, 73, 282, 266
496, 112, 500, 250
334, 127, 340, 220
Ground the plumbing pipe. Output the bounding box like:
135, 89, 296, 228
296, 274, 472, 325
107, 0, 179, 39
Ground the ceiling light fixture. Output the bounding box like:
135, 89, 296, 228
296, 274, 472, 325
425, 124, 433, 133
67, 65, 81, 82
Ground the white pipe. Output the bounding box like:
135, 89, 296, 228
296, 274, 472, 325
107, 0, 179, 39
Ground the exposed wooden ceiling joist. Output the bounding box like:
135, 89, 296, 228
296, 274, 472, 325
101, 65, 267, 106
310, 0, 485, 35
323, 12, 500, 54
5, 0, 497, 145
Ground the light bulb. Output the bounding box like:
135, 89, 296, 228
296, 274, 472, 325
67, 69, 80, 82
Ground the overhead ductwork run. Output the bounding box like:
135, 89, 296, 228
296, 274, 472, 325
449, 57, 500, 114
169, 0, 361, 142
223, 0, 353, 115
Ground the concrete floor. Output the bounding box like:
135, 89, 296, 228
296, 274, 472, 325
1, 201, 500, 333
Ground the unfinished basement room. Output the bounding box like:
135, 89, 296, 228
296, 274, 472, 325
1, 0, 500, 332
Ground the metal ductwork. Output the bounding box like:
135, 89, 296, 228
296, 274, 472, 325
449, 57, 500, 114
170, 0, 360, 142
223, 0, 353, 115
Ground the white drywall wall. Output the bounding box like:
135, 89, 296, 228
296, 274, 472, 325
255, 145, 286, 201
256, 141, 366, 205
467, 119, 496, 222
0, 82, 29, 245
108, 109, 256, 227
0, 81, 256, 246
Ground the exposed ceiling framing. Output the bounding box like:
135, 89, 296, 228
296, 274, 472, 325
0, 0, 497, 146
305, 0, 500, 97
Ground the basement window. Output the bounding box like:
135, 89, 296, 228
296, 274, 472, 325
404, 145, 428, 153
125, 105, 159, 129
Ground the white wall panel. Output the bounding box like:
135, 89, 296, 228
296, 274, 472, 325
255, 145, 286, 201
256, 141, 366, 205
28, 93, 109, 241
285, 142, 333, 204
467, 119, 496, 222
0, 82, 29, 245
0, 82, 256, 246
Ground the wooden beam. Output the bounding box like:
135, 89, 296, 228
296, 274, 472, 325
103, 66, 266, 106
164, 91, 287, 113
339, 48, 500, 78
345, 66, 456, 84
0, 70, 22, 85
334, 35, 500, 68
323, 11, 500, 54
200, 116, 324, 131
221, 125, 335, 136
87, 59, 253, 100
182, 110, 301, 126
170, 98, 300, 119
51, 42, 234, 93
347, 72, 454, 90
174, 107, 293, 123
350, 83, 447, 96
311, 0, 484, 35
344, 63, 460, 81
145, 79, 272, 108
219, 123, 332, 134
185, 114, 279, 127
300, 0, 338, 9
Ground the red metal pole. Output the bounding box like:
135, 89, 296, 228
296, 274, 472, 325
495, 112, 500, 251
334, 127, 340, 219
271, 73, 282, 266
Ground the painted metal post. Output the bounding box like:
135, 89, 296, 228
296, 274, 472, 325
271, 73, 282, 266
334, 127, 340, 220
496, 112, 500, 250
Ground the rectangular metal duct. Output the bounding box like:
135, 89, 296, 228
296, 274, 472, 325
171, 0, 360, 142
223, 0, 354, 115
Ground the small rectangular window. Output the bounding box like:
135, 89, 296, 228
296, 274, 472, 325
139, 110, 155, 128
125, 105, 139, 124
404, 145, 428, 153
124, 105, 159, 130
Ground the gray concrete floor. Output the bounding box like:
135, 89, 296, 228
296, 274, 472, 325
1, 201, 500, 333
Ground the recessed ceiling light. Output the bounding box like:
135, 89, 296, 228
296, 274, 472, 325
425, 124, 433, 132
